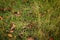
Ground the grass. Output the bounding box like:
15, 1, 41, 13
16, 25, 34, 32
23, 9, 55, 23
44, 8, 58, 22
0, 0, 60, 40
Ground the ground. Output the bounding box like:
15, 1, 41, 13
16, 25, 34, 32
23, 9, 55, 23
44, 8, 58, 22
0, 0, 60, 40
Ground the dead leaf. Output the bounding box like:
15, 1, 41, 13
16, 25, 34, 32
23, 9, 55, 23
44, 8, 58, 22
28, 22, 35, 29
13, 11, 21, 17
10, 30, 14, 33
27, 37, 34, 40
3, 7, 12, 11
18, 32, 23, 39
8, 34, 12, 38
0, 16, 3, 20
0, 8, 4, 11
49, 36, 54, 40
10, 22, 16, 30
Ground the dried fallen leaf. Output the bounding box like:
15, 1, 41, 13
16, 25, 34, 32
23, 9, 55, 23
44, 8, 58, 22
10, 30, 14, 33
13, 11, 21, 17
4, 7, 12, 11
0, 16, 3, 20
10, 22, 16, 30
28, 22, 35, 29
3, 7, 7, 11
0, 8, 4, 11
18, 32, 23, 40
8, 34, 12, 38
27, 37, 34, 40
49, 36, 54, 40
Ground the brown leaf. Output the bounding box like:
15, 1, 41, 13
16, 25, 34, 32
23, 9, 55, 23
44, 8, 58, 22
10, 22, 16, 30
10, 30, 14, 33
8, 34, 12, 38
0, 8, 4, 11
28, 22, 35, 29
14, 11, 21, 17
49, 37, 54, 40
4, 7, 12, 11
0, 16, 3, 20
27, 37, 34, 40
